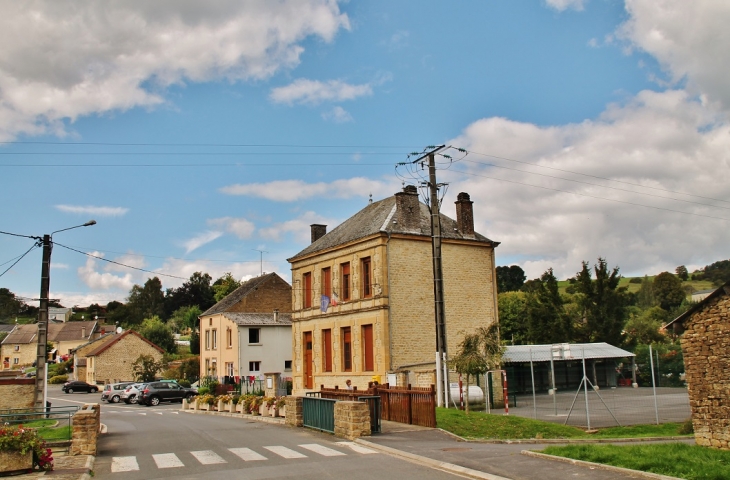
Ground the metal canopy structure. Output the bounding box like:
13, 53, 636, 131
503, 342, 635, 364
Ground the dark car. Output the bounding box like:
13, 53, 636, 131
101, 382, 134, 403
62, 380, 99, 394
138, 381, 197, 406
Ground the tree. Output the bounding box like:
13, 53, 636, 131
449, 325, 503, 414
0, 288, 27, 322
623, 306, 668, 349
496, 265, 526, 293
179, 357, 200, 383
132, 354, 166, 382
138, 316, 176, 354
525, 269, 572, 344
573, 258, 627, 346
164, 272, 215, 318
636, 276, 656, 309
127, 277, 165, 325
675, 265, 689, 281
498, 291, 529, 345
653, 272, 686, 311
167, 305, 202, 334
693, 259, 730, 286
190, 329, 200, 355
213, 272, 242, 302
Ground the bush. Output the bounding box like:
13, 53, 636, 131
629, 277, 642, 284
679, 418, 694, 435
48, 375, 68, 384
178, 379, 191, 388
197, 387, 210, 396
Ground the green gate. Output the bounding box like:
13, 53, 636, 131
302, 397, 337, 433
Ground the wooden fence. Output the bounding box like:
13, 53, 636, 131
317, 383, 436, 428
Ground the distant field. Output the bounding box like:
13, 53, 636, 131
557, 277, 717, 296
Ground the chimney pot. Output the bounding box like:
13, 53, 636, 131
273, 309, 279, 322
455, 192, 475, 235
310, 224, 327, 244
394, 185, 420, 230
81, 326, 86, 338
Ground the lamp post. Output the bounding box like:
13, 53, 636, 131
34, 220, 96, 409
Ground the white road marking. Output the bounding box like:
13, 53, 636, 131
336, 441, 378, 454
191, 450, 227, 465
111, 456, 139, 472
229, 448, 268, 461
138, 413, 146, 416
299, 444, 346, 456
153, 453, 184, 469
264, 446, 307, 459
155, 412, 163, 415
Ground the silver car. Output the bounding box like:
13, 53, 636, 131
121, 383, 146, 404
101, 382, 134, 403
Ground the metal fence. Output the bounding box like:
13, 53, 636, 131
202, 375, 292, 396
302, 397, 337, 433
0, 406, 78, 454
468, 345, 690, 428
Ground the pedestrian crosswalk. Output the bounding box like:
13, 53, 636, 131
109, 442, 377, 473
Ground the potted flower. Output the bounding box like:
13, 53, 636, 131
275, 396, 287, 417
0, 424, 53, 474
197, 393, 216, 411
259, 396, 272, 417
241, 395, 253, 415
250, 396, 262, 416
266, 396, 278, 417
231, 395, 240, 413
217, 394, 233, 412
234, 395, 245, 414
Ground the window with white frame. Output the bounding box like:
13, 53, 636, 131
212, 329, 217, 349
14, 345, 19, 351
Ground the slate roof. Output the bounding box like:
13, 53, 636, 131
1, 320, 97, 345
202, 272, 290, 316
503, 342, 635, 363
1, 324, 36, 344
0, 324, 17, 333
222, 312, 293, 326
288, 195, 497, 261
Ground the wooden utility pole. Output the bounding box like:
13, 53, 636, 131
34, 234, 51, 408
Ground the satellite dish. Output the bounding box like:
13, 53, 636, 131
116, 327, 122, 334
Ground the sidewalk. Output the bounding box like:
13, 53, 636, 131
9, 454, 94, 480
357, 421, 691, 480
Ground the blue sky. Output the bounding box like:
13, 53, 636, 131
2, 0, 729, 308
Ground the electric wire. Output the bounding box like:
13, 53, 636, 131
0, 242, 40, 278
53, 242, 187, 280
0, 230, 37, 239
61, 244, 279, 264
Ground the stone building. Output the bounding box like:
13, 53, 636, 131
287, 186, 499, 394
667, 282, 730, 450
81, 330, 164, 384
198, 272, 292, 382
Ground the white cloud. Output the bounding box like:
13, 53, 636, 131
78, 252, 136, 291
0, 1, 350, 140
322, 106, 353, 123
270, 79, 372, 105
55, 205, 129, 217
447, 89, 730, 281
208, 217, 255, 239
181, 231, 223, 254
544, 0, 586, 11
220, 177, 398, 202
259, 211, 338, 243
618, 0, 730, 111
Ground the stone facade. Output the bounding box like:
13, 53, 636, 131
333, 401, 371, 440
285, 396, 303, 427
669, 285, 730, 450
70, 403, 100, 456
84, 331, 164, 384
288, 189, 498, 395
0, 379, 34, 410
0, 342, 35, 370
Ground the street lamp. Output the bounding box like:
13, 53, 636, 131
34, 220, 96, 409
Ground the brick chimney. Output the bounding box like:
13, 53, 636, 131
310, 224, 327, 244
394, 185, 420, 230
455, 192, 474, 235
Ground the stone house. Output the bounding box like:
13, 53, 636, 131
1, 320, 99, 370
71, 333, 119, 381
199, 272, 292, 383
287, 186, 499, 394
667, 282, 730, 449
80, 330, 164, 384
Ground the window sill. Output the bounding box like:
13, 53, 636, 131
248, 343, 262, 346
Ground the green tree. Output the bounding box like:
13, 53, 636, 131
132, 354, 166, 382
138, 316, 176, 353
179, 357, 200, 383
573, 258, 627, 346
212, 272, 242, 302
497, 291, 528, 345
653, 272, 686, 311
636, 276, 656, 309
449, 325, 503, 414
496, 265, 526, 293
127, 277, 165, 325
167, 305, 202, 334
623, 306, 668, 349
190, 329, 200, 355
525, 269, 572, 344
634, 343, 685, 387
164, 272, 215, 317
675, 265, 689, 281
0, 288, 24, 321
693, 259, 730, 286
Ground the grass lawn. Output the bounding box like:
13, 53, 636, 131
37, 425, 72, 441
436, 408, 691, 440
542, 443, 730, 480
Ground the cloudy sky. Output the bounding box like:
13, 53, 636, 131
1, 0, 729, 308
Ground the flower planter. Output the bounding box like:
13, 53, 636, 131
217, 400, 226, 412
269, 406, 279, 418
0, 451, 32, 475
259, 404, 269, 417
279, 405, 286, 417
235, 403, 243, 414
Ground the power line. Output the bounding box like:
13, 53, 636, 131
0, 230, 38, 239
0, 242, 40, 278
0, 141, 417, 148
53, 242, 187, 280
61, 244, 280, 264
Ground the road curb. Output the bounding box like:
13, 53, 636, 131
460, 435, 693, 444
354, 438, 512, 480
180, 408, 286, 425
521, 450, 684, 480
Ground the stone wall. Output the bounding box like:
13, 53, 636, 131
70, 403, 100, 456
0, 379, 34, 410
284, 396, 303, 427
334, 401, 370, 440
90, 334, 163, 384
680, 293, 730, 449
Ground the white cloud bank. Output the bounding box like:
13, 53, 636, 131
55, 205, 129, 217
0, 1, 350, 140
181, 231, 224, 254
208, 217, 256, 239
220, 177, 397, 202
270, 79, 372, 105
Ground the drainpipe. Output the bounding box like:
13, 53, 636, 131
386, 231, 393, 372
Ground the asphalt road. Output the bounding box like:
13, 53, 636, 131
47, 385, 463, 480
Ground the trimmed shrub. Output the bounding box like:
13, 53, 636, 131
49, 375, 68, 384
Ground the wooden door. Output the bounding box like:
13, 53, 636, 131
304, 331, 313, 389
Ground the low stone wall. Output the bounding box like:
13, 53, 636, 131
70, 404, 100, 456
285, 396, 303, 427
0, 378, 35, 410
334, 401, 370, 440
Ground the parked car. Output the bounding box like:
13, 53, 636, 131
62, 380, 99, 393
101, 382, 134, 403
138, 381, 197, 406
121, 383, 146, 404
